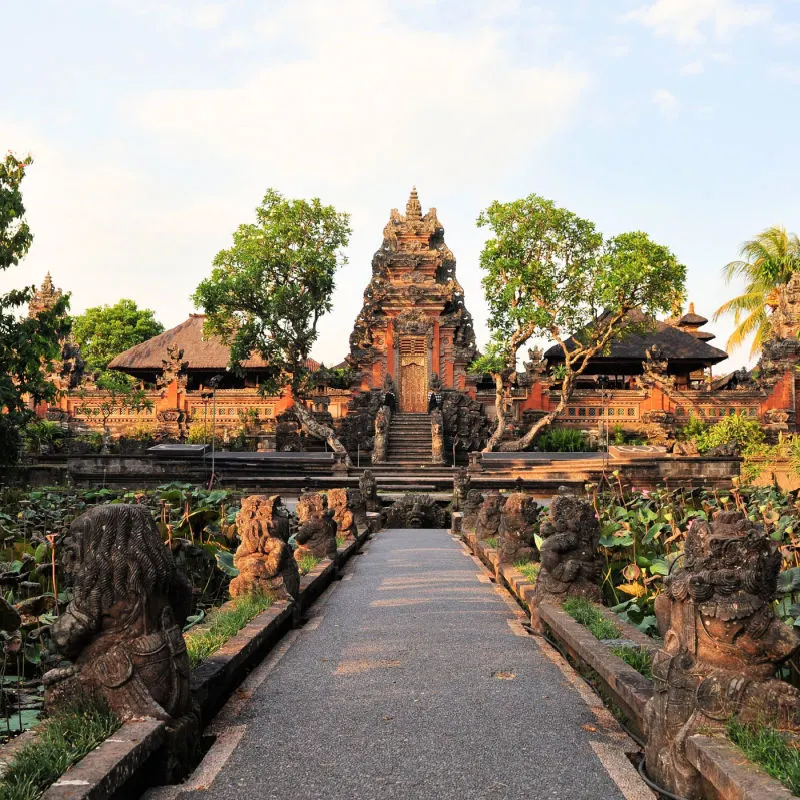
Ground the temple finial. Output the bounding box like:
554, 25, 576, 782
406, 186, 422, 220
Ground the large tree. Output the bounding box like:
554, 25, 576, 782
193, 188, 352, 459
712, 225, 800, 357
0, 154, 71, 465
72, 298, 164, 374
472, 195, 686, 452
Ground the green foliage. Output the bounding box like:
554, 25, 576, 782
713, 225, 800, 356
472, 194, 685, 450
186, 421, 211, 444
535, 428, 592, 452
610, 645, 653, 679
0, 154, 72, 467
514, 560, 540, 583
484, 537, 498, 549
727, 720, 800, 794
562, 597, 621, 640
297, 553, 321, 576
692, 413, 765, 454
184, 593, 273, 668
71, 299, 163, 374
193, 188, 351, 399
0, 699, 119, 800
23, 420, 65, 453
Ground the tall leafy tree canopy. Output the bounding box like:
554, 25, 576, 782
473, 194, 686, 452
713, 225, 800, 357
0, 154, 71, 466
193, 188, 351, 456
72, 299, 164, 374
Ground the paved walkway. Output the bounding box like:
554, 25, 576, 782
164, 529, 650, 800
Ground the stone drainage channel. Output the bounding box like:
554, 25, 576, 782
145, 528, 652, 800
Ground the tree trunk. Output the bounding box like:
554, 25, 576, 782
292, 401, 352, 466
482, 373, 510, 453
497, 372, 576, 452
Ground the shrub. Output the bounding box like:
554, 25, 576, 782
535, 428, 593, 452
122, 420, 156, 441
23, 420, 65, 453
691, 413, 765, 454
187, 422, 211, 444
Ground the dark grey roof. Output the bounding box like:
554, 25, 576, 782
543, 309, 728, 365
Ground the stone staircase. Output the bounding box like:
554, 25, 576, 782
387, 413, 433, 465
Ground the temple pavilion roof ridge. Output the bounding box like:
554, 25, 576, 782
109, 314, 320, 374
543, 308, 728, 366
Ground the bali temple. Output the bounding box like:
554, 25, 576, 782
31, 192, 800, 458
347, 187, 478, 408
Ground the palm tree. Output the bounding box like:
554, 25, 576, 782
713, 225, 800, 357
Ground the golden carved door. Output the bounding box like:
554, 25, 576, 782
399, 337, 427, 412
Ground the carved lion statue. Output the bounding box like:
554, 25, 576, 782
230, 495, 299, 601
497, 493, 539, 565
475, 492, 504, 542
45, 505, 194, 725
328, 488, 358, 541
645, 510, 800, 798
295, 493, 337, 562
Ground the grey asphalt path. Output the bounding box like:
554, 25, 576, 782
170, 529, 648, 800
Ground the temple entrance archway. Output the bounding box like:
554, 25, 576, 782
399, 337, 428, 412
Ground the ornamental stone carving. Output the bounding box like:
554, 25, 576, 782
530, 495, 602, 631
44, 505, 199, 775
645, 510, 800, 799
230, 495, 299, 601
294, 493, 337, 562
475, 492, 504, 542
386, 495, 446, 529
497, 494, 539, 566
461, 490, 485, 533
359, 469, 379, 512
452, 468, 470, 511
328, 488, 358, 542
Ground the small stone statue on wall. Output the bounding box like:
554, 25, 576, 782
452, 468, 470, 511
294, 493, 337, 561
328, 488, 358, 542
645, 510, 800, 798
475, 492, 504, 542
359, 469, 379, 512
349, 488, 368, 530
44, 505, 199, 775
497, 493, 539, 565
461, 489, 485, 533
431, 408, 445, 464
530, 494, 602, 630
373, 406, 390, 463
230, 495, 299, 601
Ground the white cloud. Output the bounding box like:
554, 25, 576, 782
132, 0, 588, 193
113, 0, 229, 29
621, 0, 772, 43
680, 59, 705, 74
770, 64, 800, 83
774, 22, 800, 43
653, 88, 680, 116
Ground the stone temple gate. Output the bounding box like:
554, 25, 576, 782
347, 188, 479, 411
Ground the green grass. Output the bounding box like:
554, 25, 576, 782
484, 537, 498, 549
514, 560, 540, 583
0, 700, 119, 800
297, 554, 321, 576
336, 534, 347, 549
728, 720, 800, 794
611, 645, 653, 679
185, 593, 274, 668
562, 597, 621, 640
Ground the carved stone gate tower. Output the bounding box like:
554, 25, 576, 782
347, 189, 478, 410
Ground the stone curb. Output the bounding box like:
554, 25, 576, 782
41, 718, 166, 800
461, 532, 794, 800
9, 523, 377, 800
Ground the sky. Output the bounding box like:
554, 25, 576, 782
2, 0, 799, 373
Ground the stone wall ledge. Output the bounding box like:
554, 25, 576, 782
3, 519, 379, 800
686, 734, 796, 800
41, 717, 166, 800
461, 531, 794, 800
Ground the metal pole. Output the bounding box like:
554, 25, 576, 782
210, 389, 217, 489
